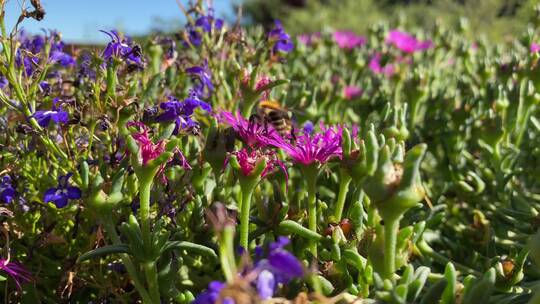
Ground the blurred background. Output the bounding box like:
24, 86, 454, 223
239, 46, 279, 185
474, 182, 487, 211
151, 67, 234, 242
3, 0, 539, 43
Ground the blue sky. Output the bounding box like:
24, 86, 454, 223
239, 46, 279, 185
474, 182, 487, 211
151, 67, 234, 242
3, 0, 237, 43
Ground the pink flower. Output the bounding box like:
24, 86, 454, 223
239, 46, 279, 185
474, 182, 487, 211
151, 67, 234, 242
0, 258, 33, 289
298, 32, 321, 46
127, 122, 165, 166
218, 111, 283, 148
343, 85, 362, 100
255, 76, 272, 100
271, 124, 343, 166
230, 148, 287, 179
368, 53, 396, 77
386, 30, 432, 53
531, 43, 540, 53
332, 31, 366, 50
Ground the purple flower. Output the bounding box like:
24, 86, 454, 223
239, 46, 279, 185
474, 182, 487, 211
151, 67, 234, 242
386, 30, 432, 53
343, 85, 362, 100
32, 98, 69, 127
0, 176, 16, 204
219, 111, 283, 148
193, 281, 226, 304
0, 258, 33, 290
184, 9, 224, 47
368, 53, 396, 77
100, 30, 143, 67
50, 50, 76, 66
77, 53, 96, 80
332, 31, 366, 49
271, 124, 343, 165
0, 76, 7, 89
531, 43, 540, 53
186, 61, 214, 98
268, 21, 294, 54
302, 121, 314, 134
43, 173, 81, 208
155, 94, 211, 135
257, 270, 275, 299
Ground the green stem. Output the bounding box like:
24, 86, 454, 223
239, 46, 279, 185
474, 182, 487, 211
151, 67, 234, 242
220, 226, 237, 282
303, 164, 319, 256
138, 176, 153, 252
383, 218, 399, 279
239, 181, 256, 251
334, 170, 352, 220
102, 215, 153, 303
417, 240, 481, 277
143, 262, 161, 303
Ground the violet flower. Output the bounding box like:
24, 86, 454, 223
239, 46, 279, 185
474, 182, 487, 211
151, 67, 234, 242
100, 30, 143, 67
332, 31, 366, 50
185, 9, 224, 47
185, 61, 214, 98
16, 30, 74, 76
386, 30, 432, 53
155, 93, 211, 135
32, 98, 69, 127
43, 173, 82, 208
303, 121, 314, 134
343, 85, 363, 100
271, 124, 343, 165
193, 281, 226, 304
0, 176, 16, 204
368, 53, 396, 77
0, 258, 33, 289
0, 76, 7, 89
531, 43, 540, 53
268, 20, 294, 54
218, 111, 283, 148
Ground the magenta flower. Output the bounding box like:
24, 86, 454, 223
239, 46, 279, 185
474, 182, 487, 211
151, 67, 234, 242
229, 149, 288, 182
531, 43, 540, 53
0, 258, 33, 289
386, 30, 432, 53
297, 32, 321, 46
272, 124, 343, 165
333, 31, 366, 50
127, 122, 165, 166
219, 111, 283, 148
343, 85, 362, 100
368, 53, 396, 77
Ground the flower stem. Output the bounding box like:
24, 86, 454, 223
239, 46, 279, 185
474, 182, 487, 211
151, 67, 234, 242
239, 182, 255, 251
383, 218, 399, 279
143, 262, 161, 303
138, 176, 153, 247
220, 225, 237, 282
303, 164, 319, 257
334, 170, 352, 221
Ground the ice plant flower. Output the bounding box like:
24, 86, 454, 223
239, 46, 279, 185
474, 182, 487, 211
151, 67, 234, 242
332, 31, 366, 50
268, 20, 294, 54
369, 53, 396, 77
0, 176, 16, 204
186, 61, 214, 98
100, 30, 143, 67
531, 43, 540, 53
155, 94, 211, 134
43, 173, 82, 208
297, 32, 321, 46
0, 258, 33, 289
272, 124, 343, 166
386, 30, 432, 53
32, 98, 69, 127
218, 111, 283, 148
126, 122, 165, 166
343, 85, 363, 100
230, 148, 287, 179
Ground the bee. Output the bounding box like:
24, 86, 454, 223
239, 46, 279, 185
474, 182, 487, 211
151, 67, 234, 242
251, 100, 296, 140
